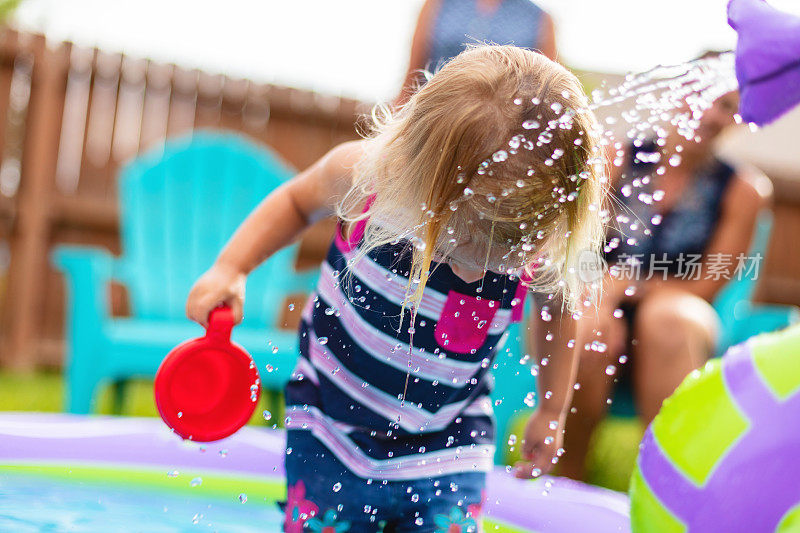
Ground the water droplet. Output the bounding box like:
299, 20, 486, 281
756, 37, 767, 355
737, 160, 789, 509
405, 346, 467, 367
538, 131, 553, 144
522, 119, 540, 130
492, 150, 508, 162
333, 482, 342, 492
605, 365, 617, 376
190, 477, 202, 487
318, 337, 329, 345
238, 493, 247, 503
263, 410, 272, 421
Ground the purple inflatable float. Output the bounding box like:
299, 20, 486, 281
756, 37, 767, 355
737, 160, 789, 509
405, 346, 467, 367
729, 0, 800, 125
0, 413, 630, 532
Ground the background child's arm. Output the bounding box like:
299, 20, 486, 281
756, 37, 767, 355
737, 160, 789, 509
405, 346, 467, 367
186, 140, 364, 326
514, 311, 579, 478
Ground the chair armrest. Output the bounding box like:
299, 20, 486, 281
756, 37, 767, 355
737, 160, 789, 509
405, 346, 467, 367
286, 268, 321, 294
52, 246, 118, 328
744, 303, 800, 330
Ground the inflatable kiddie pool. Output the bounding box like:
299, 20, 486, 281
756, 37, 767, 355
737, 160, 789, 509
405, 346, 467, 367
0, 413, 628, 532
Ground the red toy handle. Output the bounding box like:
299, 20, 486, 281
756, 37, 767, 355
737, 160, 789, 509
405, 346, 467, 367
206, 305, 234, 344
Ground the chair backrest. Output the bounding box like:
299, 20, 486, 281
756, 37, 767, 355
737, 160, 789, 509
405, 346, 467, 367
117, 132, 304, 327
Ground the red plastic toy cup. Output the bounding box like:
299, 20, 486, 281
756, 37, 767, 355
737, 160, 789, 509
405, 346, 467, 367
154, 306, 260, 442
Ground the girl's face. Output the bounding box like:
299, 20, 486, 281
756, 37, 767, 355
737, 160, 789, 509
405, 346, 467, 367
448, 262, 485, 283
435, 233, 518, 282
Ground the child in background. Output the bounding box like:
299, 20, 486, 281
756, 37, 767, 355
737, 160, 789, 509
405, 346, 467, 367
187, 45, 606, 532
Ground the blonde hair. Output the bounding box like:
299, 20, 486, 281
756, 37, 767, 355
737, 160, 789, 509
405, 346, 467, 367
339, 45, 607, 314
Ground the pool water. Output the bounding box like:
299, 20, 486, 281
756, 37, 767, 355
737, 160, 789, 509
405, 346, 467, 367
0, 473, 284, 532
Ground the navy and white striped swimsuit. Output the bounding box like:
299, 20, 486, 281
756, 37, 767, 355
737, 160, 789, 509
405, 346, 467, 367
284, 207, 529, 481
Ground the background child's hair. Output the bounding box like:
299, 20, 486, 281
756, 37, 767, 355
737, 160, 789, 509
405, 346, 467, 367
339, 45, 607, 314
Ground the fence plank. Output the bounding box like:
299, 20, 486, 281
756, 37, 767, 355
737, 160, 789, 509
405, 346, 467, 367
2, 35, 69, 369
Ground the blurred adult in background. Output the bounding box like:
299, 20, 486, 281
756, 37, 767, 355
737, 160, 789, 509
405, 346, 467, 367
559, 89, 772, 481
398, 0, 557, 103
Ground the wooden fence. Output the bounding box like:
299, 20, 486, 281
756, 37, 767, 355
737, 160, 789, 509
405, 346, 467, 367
0, 29, 362, 369
0, 28, 799, 370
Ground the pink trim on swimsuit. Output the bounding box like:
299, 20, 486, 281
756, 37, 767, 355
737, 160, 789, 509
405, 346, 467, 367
511, 270, 534, 323
334, 195, 375, 252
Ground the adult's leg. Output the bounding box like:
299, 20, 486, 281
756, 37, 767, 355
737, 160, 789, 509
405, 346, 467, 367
632, 288, 719, 424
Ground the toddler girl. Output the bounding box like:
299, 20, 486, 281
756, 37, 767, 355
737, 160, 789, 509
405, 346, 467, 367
187, 45, 606, 532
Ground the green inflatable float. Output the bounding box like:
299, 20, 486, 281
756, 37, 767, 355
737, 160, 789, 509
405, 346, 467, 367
630, 324, 800, 532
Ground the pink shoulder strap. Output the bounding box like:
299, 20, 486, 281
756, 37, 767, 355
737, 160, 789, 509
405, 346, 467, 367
335, 195, 376, 252
511, 270, 534, 323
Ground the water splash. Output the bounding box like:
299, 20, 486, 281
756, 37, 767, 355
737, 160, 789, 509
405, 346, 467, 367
589, 52, 739, 144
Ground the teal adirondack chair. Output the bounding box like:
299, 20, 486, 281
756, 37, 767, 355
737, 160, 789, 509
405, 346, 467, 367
711, 210, 799, 353
54, 132, 319, 414
490, 307, 536, 464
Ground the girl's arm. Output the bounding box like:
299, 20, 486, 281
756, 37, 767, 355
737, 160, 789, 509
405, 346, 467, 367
515, 306, 580, 478
186, 140, 364, 326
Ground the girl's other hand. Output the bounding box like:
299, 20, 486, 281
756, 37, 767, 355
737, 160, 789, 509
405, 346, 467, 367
186, 263, 247, 328
513, 408, 564, 479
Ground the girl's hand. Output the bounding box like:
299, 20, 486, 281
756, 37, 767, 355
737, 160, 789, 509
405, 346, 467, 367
513, 408, 565, 479
186, 263, 247, 328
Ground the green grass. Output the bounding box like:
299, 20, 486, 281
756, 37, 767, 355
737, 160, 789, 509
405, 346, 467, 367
0, 371, 285, 428
585, 417, 644, 492
0, 371, 642, 492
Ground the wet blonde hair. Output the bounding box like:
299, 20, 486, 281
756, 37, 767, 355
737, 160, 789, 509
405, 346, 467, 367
339, 45, 607, 313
